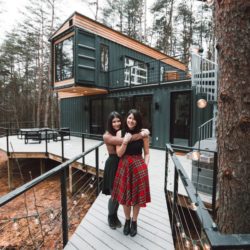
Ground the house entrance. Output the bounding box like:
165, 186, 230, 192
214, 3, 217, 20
170, 91, 191, 146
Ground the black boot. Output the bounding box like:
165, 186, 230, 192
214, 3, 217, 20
130, 220, 137, 237
108, 215, 116, 230
113, 213, 122, 228
123, 218, 131, 235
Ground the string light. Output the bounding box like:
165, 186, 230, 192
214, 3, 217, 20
193, 244, 200, 250
191, 202, 198, 211
34, 216, 39, 225
91, 176, 95, 181
13, 219, 18, 230
49, 210, 54, 220
185, 239, 191, 248
192, 151, 200, 161
81, 193, 86, 198
89, 183, 93, 188
73, 200, 77, 205
203, 243, 211, 250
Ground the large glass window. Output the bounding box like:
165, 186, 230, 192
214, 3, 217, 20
100, 44, 109, 72
124, 57, 148, 85
55, 36, 74, 82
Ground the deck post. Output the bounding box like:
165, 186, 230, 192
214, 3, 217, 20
95, 147, 99, 196
212, 152, 218, 218
61, 166, 68, 247
82, 133, 85, 165
7, 158, 14, 190
69, 165, 77, 194
40, 159, 45, 174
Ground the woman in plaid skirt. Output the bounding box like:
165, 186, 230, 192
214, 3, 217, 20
112, 109, 150, 237
102, 111, 149, 230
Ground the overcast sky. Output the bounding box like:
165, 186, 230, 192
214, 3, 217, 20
0, 0, 155, 41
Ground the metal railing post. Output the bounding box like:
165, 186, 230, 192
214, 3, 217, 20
61, 133, 65, 162
172, 167, 179, 243
164, 145, 169, 193
45, 129, 48, 156
212, 152, 218, 218
95, 147, 99, 196
6, 128, 10, 156
60, 166, 68, 247
82, 133, 85, 165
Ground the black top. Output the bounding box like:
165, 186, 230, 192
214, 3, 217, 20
122, 129, 143, 155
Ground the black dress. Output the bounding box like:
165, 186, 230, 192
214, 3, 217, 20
102, 154, 120, 195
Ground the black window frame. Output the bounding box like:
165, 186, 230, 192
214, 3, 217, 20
55, 36, 74, 82
100, 44, 109, 72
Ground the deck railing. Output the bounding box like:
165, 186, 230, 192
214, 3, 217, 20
165, 144, 250, 249
0, 128, 104, 248
104, 56, 190, 89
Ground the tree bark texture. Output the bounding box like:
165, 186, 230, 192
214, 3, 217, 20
215, 0, 250, 233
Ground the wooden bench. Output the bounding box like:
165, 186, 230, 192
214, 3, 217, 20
24, 131, 42, 144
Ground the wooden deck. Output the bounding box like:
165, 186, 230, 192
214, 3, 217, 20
64, 146, 175, 250
0, 135, 213, 249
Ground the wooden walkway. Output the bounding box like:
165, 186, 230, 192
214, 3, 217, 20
64, 147, 175, 250
0, 135, 211, 249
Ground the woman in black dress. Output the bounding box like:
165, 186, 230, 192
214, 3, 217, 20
102, 111, 149, 229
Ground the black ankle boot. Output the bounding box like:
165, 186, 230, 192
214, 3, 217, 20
130, 220, 137, 237
108, 215, 116, 229
113, 213, 122, 228
123, 218, 131, 235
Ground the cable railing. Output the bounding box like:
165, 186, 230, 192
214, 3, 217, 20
165, 143, 250, 249
0, 128, 104, 248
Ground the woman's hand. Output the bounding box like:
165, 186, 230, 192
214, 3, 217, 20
123, 132, 132, 144
140, 129, 150, 138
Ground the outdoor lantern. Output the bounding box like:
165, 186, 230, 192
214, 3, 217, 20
197, 98, 207, 109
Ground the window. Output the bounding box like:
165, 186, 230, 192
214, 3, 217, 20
100, 44, 109, 72
55, 36, 74, 82
124, 57, 148, 85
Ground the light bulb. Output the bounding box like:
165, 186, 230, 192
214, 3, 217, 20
91, 176, 95, 181
35, 217, 39, 225
191, 202, 198, 211
205, 0, 214, 6
181, 232, 186, 238
192, 151, 200, 161
73, 200, 77, 205
81, 193, 85, 198
203, 243, 211, 250
177, 221, 181, 227
13, 220, 18, 230
49, 211, 54, 220
193, 244, 200, 250
197, 99, 207, 109
185, 239, 190, 248
89, 183, 93, 188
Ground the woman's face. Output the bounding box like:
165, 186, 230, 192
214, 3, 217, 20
112, 117, 121, 131
127, 113, 137, 130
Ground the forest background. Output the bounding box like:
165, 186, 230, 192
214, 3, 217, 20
0, 0, 213, 129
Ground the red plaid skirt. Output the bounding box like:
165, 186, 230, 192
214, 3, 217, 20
112, 155, 151, 207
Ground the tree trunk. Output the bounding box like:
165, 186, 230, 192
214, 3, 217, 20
216, 0, 250, 233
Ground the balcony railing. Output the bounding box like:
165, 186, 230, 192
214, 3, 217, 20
165, 144, 250, 249
104, 57, 190, 89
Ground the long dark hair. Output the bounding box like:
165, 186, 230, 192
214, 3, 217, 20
106, 111, 122, 136
124, 109, 142, 133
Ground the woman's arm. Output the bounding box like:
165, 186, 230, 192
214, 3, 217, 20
116, 131, 131, 157
143, 136, 150, 166
130, 128, 150, 141
103, 132, 123, 145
